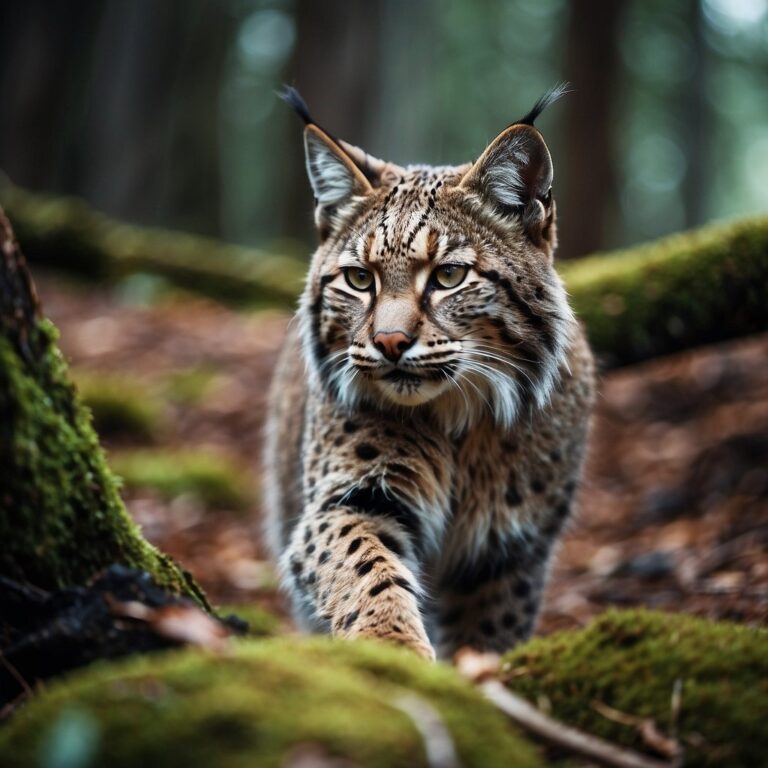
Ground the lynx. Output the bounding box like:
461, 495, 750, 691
264, 86, 594, 660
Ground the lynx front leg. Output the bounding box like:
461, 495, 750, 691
434, 515, 568, 658
284, 496, 434, 659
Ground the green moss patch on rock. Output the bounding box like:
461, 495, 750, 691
73, 371, 165, 441
560, 216, 768, 368
503, 609, 768, 767
0, 638, 543, 768
0, 320, 205, 605
110, 448, 256, 511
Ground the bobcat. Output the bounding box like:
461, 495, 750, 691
264, 86, 594, 660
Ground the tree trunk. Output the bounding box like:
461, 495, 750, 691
0, 206, 206, 605
558, 0, 626, 260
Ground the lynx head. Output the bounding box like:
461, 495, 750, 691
286, 85, 575, 433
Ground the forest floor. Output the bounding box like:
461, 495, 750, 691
37, 273, 768, 636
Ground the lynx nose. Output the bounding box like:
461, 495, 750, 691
373, 331, 415, 363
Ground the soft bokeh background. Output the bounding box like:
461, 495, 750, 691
1, 0, 768, 259
0, 1, 766, 630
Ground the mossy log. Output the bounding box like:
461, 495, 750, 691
3, 184, 767, 367
503, 609, 768, 767
0, 185, 305, 307
0, 638, 543, 768
559, 217, 768, 368
0, 208, 206, 605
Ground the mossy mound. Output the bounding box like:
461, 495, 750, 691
503, 609, 768, 767
110, 448, 256, 511
0, 638, 543, 768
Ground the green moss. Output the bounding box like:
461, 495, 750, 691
110, 448, 255, 511
0, 185, 304, 308
0, 638, 542, 768
0, 321, 205, 606
73, 371, 164, 441
503, 609, 768, 767
561, 216, 768, 368
216, 605, 282, 637
163, 366, 217, 406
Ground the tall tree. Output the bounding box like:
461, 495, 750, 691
559, 0, 627, 259
279, 0, 387, 242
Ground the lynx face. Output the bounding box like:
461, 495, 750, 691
294, 88, 574, 432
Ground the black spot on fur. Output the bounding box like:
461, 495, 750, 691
377, 531, 404, 556
303, 527, 312, 544
393, 576, 416, 596
505, 484, 523, 506
514, 580, 531, 599
531, 478, 545, 494
480, 619, 496, 637
356, 443, 380, 460
369, 579, 393, 597
347, 537, 363, 555
343, 420, 359, 433
501, 612, 517, 629
342, 485, 422, 544
339, 522, 359, 537
305, 543, 316, 555
356, 555, 385, 576
318, 522, 330, 533
319, 549, 331, 564
439, 608, 463, 626
343, 609, 360, 630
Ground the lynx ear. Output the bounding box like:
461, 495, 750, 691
459, 84, 568, 247
460, 123, 553, 213
281, 86, 402, 234
304, 125, 373, 209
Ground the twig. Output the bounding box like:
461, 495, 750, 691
392, 693, 460, 768
592, 700, 682, 760
0, 648, 33, 698
479, 680, 680, 768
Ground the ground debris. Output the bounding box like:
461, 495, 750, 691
0, 565, 246, 712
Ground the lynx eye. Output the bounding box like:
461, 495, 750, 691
432, 264, 468, 290
343, 267, 374, 292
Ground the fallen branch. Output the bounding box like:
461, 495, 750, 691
455, 650, 681, 768
480, 680, 680, 768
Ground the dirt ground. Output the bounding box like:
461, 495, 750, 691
37, 273, 768, 635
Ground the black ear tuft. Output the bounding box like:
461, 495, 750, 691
277, 85, 313, 126
514, 82, 571, 127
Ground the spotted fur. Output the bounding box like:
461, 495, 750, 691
264, 87, 594, 659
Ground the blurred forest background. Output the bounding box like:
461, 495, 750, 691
1, 0, 768, 260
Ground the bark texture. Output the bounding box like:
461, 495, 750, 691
0, 207, 206, 604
